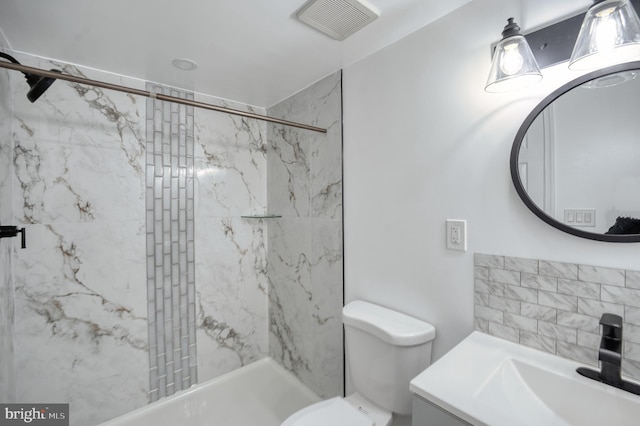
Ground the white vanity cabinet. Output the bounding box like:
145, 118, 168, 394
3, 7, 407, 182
412, 396, 472, 426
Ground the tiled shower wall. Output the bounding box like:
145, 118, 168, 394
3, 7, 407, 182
0, 61, 13, 403
192, 94, 269, 382
267, 71, 344, 398
0, 50, 342, 424
0, 51, 272, 425
474, 252, 640, 381
8, 54, 149, 426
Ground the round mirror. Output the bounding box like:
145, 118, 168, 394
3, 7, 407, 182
511, 61, 640, 242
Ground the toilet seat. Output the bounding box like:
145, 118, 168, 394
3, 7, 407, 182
281, 397, 373, 426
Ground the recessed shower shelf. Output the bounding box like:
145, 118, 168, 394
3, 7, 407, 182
241, 214, 282, 219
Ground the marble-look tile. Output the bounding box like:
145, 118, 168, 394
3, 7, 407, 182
504, 285, 538, 303
5, 55, 150, 426
521, 273, 557, 292
488, 295, 520, 314
520, 303, 556, 322
0, 243, 14, 403
557, 342, 597, 366
578, 297, 625, 318
474, 292, 489, 306
504, 256, 538, 273
0, 67, 12, 403
627, 270, 640, 289
268, 218, 314, 387
537, 321, 577, 344
475, 279, 505, 296
310, 88, 342, 219
504, 312, 537, 333
267, 72, 343, 399
624, 341, 640, 363
520, 331, 556, 354
556, 311, 599, 333
474, 253, 504, 268
268, 72, 342, 220
601, 285, 640, 308
538, 291, 578, 312
267, 124, 311, 217
189, 87, 271, 387
539, 260, 578, 280
11, 64, 146, 225
557, 279, 600, 300
475, 253, 640, 382
13, 223, 148, 425
624, 323, 640, 344
266, 73, 341, 224
488, 322, 519, 343
488, 268, 520, 286
578, 265, 625, 287
193, 107, 267, 217
474, 266, 489, 280
577, 330, 600, 349
475, 305, 504, 323
0, 68, 11, 225
474, 318, 490, 333
268, 72, 344, 220
623, 358, 640, 382
627, 307, 640, 326
194, 216, 268, 382
268, 217, 344, 400
310, 220, 343, 290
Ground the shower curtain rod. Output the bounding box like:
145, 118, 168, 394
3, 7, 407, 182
0, 61, 327, 133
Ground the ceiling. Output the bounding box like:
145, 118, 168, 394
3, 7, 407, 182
0, 0, 472, 108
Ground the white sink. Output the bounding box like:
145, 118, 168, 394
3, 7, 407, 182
410, 332, 640, 426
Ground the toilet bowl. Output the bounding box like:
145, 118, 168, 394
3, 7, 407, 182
281, 394, 391, 426
281, 300, 436, 426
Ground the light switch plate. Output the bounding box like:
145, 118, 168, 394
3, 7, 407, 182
446, 219, 467, 251
564, 208, 596, 227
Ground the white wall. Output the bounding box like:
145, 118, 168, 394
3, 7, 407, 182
343, 0, 640, 365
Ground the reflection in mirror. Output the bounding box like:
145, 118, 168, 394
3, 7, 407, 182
511, 62, 640, 242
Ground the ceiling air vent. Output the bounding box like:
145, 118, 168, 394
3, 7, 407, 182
296, 0, 379, 41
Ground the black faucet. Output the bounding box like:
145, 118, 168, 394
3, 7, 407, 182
577, 313, 640, 395
0, 225, 26, 248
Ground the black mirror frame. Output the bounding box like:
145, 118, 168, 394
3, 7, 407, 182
510, 60, 640, 243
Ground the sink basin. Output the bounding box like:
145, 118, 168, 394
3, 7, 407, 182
410, 332, 640, 426
476, 358, 640, 426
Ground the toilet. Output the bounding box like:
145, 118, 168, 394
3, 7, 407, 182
282, 300, 436, 426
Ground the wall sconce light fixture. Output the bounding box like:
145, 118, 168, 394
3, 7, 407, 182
486, 0, 640, 91
485, 18, 542, 92
570, 0, 640, 70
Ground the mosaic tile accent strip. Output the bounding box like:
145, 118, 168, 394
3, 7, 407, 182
475, 253, 640, 381
146, 84, 197, 401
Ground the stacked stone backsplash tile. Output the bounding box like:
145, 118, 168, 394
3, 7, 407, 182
474, 253, 640, 381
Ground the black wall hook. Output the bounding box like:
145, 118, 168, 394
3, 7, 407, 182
0, 226, 26, 249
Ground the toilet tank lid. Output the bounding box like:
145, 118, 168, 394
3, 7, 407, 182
343, 301, 436, 346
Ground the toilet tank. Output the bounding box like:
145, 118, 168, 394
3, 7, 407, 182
343, 300, 436, 416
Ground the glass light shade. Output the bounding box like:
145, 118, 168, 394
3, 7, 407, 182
485, 34, 543, 92
569, 0, 640, 70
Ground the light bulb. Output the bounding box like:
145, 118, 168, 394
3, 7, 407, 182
595, 8, 619, 52
500, 43, 524, 75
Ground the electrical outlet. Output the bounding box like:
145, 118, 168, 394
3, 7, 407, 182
446, 219, 467, 251
451, 226, 461, 244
